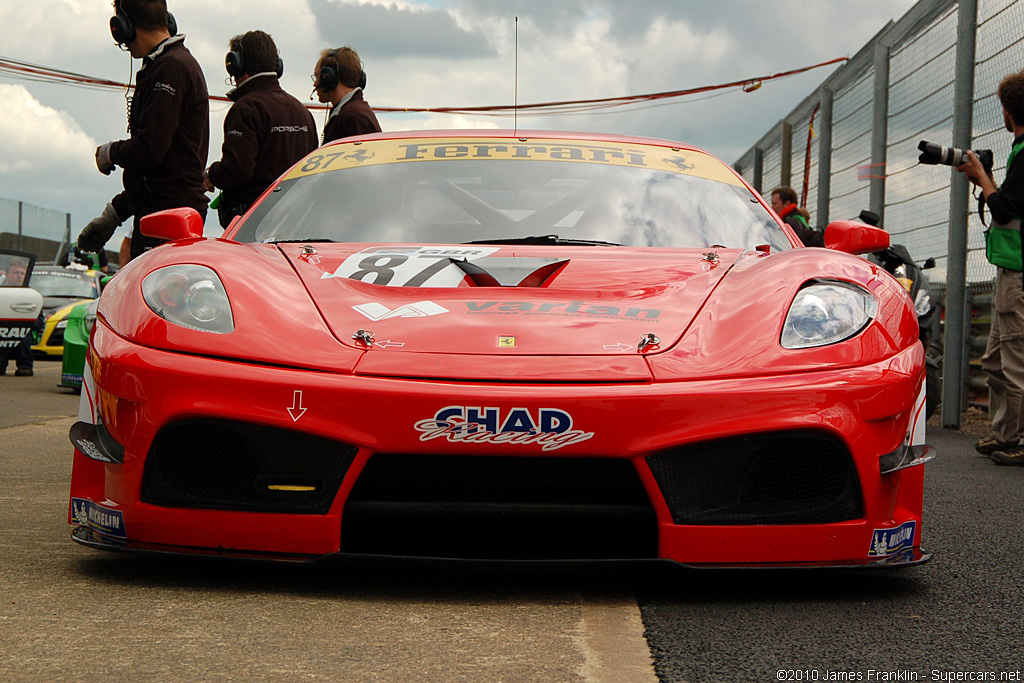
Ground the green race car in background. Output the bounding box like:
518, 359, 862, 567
60, 299, 97, 392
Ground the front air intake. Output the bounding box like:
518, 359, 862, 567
142, 419, 357, 514
341, 454, 658, 559
646, 432, 863, 525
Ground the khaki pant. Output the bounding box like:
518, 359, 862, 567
982, 266, 1024, 442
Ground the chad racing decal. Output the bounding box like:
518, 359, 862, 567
868, 521, 916, 557
71, 498, 127, 539
322, 246, 500, 288
415, 406, 595, 451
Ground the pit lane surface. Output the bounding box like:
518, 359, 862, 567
3, 362, 1023, 681
1, 361, 655, 682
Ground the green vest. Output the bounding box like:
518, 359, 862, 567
984, 140, 1024, 271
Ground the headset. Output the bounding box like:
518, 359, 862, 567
110, 3, 177, 47
317, 49, 367, 92
225, 48, 284, 80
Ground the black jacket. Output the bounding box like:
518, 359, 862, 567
207, 74, 318, 224
988, 133, 1024, 226
322, 89, 381, 145
109, 36, 209, 225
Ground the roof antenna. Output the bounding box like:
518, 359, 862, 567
514, 16, 518, 136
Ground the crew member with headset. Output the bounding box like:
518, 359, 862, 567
205, 30, 318, 228
312, 46, 381, 145
78, 0, 209, 263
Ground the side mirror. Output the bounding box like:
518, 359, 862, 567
922, 257, 936, 269
824, 220, 890, 255
140, 208, 204, 242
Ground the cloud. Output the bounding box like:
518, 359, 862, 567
307, 0, 493, 60
0, 85, 96, 174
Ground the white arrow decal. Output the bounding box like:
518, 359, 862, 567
603, 343, 632, 351
374, 340, 406, 349
287, 390, 307, 422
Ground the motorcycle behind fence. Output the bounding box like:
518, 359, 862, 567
858, 210, 943, 419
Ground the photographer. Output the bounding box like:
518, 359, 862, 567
956, 69, 1024, 466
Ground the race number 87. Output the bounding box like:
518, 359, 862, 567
349, 254, 452, 286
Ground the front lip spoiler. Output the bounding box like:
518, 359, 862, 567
69, 420, 125, 464
70, 527, 931, 569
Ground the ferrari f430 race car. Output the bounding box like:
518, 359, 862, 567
69, 131, 932, 568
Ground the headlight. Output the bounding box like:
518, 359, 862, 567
142, 265, 234, 334
781, 281, 877, 349
914, 287, 931, 317
85, 301, 98, 335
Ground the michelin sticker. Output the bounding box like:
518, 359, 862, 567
868, 520, 916, 557
415, 406, 595, 451
322, 246, 500, 288
71, 498, 127, 539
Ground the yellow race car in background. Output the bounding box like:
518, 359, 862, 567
30, 265, 103, 358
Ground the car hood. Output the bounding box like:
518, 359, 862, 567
281, 243, 743, 358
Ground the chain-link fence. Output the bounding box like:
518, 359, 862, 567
734, 0, 1024, 427
0, 196, 71, 262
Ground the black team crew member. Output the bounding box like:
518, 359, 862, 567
313, 46, 381, 145
205, 30, 318, 228
78, 0, 209, 262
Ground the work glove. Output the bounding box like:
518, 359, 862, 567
95, 142, 115, 175
78, 203, 123, 253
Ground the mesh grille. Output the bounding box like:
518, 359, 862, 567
646, 433, 863, 525
142, 419, 357, 514
49, 326, 66, 347
341, 454, 658, 560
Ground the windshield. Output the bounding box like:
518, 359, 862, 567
235, 138, 791, 251
31, 272, 98, 298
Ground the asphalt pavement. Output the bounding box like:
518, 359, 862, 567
638, 422, 1024, 681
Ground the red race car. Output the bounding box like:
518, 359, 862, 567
69, 131, 932, 567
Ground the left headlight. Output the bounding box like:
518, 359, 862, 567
781, 281, 877, 349
142, 265, 234, 334
84, 300, 98, 335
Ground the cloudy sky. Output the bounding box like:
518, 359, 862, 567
0, 0, 917, 244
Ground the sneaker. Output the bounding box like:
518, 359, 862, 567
14, 367, 33, 377
975, 435, 1018, 456
991, 445, 1024, 466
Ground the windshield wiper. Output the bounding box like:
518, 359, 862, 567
462, 234, 620, 246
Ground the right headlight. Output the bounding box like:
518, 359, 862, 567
142, 265, 234, 334
781, 281, 877, 349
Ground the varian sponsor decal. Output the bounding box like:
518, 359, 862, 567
414, 406, 595, 451
353, 301, 449, 321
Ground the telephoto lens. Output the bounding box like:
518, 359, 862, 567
918, 140, 994, 175
918, 140, 968, 166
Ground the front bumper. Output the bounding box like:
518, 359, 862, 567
69, 323, 930, 567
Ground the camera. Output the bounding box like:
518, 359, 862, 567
918, 140, 994, 176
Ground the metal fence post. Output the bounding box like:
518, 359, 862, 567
870, 41, 890, 220
753, 147, 764, 194
17, 201, 23, 251
816, 88, 834, 227
781, 121, 793, 188
943, 0, 978, 429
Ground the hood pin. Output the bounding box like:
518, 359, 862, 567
638, 333, 661, 353
353, 329, 375, 347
